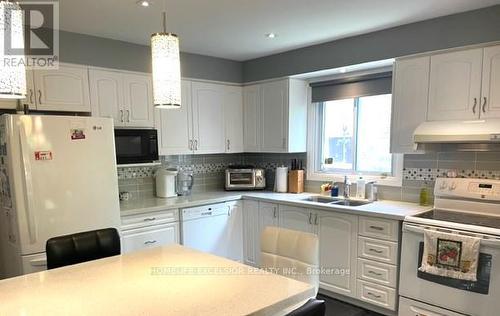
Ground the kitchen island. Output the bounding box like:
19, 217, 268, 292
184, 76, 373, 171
0, 245, 314, 316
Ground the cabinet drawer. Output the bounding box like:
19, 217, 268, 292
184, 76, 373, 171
358, 236, 398, 264
121, 222, 179, 254
359, 217, 399, 241
357, 258, 397, 288
357, 279, 396, 311
121, 209, 179, 230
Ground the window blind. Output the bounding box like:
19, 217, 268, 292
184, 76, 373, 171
310, 72, 392, 103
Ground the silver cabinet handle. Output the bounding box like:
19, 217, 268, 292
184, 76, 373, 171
314, 214, 318, 225
38, 90, 42, 105
273, 207, 277, 218
144, 240, 157, 245
368, 270, 383, 276
482, 97, 487, 113
308, 212, 312, 225
369, 248, 383, 254
472, 97, 477, 114
126, 110, 130, 122
369, 225, 384, 231
226, 139, 230, 151
29, 89, 33, 104
120, 110, 124, 122
143, 217, 156, 222
188, 139, 193, 151
194, 139, 198, 150
367, 292, 381, 299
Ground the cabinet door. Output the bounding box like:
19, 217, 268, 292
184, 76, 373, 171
243, 84, 261, 152
428, 49, 483, 121
226, 201, 244, 262
34, 64, 91, 112
123, 73, 154, 127
89, 69, 124, 127
278, 205, 313, 233
155, 80, 193, 155
391, 57, 430, 153
259, 202, 278, 235
224, 85, 244, 153
121, 222, 180, 254
191, 82, 225, 154
0, 71, 35, 110
261, 80, 287, 152
316, 211, 358, 297
481, 45, 500, 119
243, 200, 259, 267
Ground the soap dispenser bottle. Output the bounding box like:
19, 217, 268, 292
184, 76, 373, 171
356, 176, 366, 199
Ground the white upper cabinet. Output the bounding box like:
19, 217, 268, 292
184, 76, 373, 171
243, 79, 308, 153
243, 84, 261, 152
0, 71, 35, 110
191, 82, 226, 154
89, 69, 123, 125
122, 73, 154, 127
261, 80, 287, 152
223, 85, 244, 153
481, 45, 500, 119
390, 56, 430, 153
90, 69, 154, 127
156, 80, 193, 155
34, 64, 91, 112
427, 48, 483, 121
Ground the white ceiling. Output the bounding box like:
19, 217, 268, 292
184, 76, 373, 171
59, 0, 500, 61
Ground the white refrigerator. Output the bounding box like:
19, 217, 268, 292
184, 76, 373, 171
0, 115, 121, 278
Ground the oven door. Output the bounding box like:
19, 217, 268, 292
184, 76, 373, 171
400, 222, 500, 316
114, 129, 158, 164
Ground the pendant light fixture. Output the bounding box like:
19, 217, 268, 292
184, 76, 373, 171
151, 5, 181, 109
0, 0, 26, 99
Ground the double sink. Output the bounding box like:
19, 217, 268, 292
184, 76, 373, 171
301, 196, 372, 207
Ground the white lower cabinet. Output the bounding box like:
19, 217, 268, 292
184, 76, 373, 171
316, 211, 358, 298
225, 201, 244, 262
278, 205, 314, 233
120, 209, 180, 254
121, 223, 179, 254
243, 200, 259, 267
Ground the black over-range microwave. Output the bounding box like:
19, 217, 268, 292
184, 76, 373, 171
114, 129, 159, 164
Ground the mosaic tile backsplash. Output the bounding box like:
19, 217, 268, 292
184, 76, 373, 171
117, 153, 307, 198
117, 151, 500, 203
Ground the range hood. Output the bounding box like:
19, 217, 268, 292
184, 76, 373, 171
413, 119, 500, 151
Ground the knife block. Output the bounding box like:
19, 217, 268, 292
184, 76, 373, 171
288, 170, 304, 193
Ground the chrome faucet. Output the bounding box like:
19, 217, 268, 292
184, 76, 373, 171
343, 176, 351, 199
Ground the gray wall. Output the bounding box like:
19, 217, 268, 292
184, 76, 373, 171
58, 30, 243, 83
243, 5, 500, 82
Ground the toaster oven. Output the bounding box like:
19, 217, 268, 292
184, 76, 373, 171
225, 167, 266, 190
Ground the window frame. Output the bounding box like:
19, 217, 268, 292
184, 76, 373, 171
307, 92, 403, 187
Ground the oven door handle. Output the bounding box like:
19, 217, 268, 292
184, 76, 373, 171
404, 223, 500, 248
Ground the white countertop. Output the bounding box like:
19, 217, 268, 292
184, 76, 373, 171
120, 191, 431, 220
0, 245, 314, 316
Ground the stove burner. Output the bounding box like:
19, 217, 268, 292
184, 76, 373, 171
415, 209, 500, 230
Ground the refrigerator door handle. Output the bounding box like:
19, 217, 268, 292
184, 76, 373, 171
19, 124, 38, 244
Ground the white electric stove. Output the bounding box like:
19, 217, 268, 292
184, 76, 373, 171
400, 178, 500, 316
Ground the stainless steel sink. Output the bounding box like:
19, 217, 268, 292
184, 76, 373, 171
330, 200, 371, 207
302, 196, 342, 203
302, 196, 371, 207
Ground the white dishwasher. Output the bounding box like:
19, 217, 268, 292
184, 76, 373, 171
181, 202, 242, 260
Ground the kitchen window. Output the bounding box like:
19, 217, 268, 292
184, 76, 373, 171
307, 71, 403, 186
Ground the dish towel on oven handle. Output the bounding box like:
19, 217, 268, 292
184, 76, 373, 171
418, 229, 480, 281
